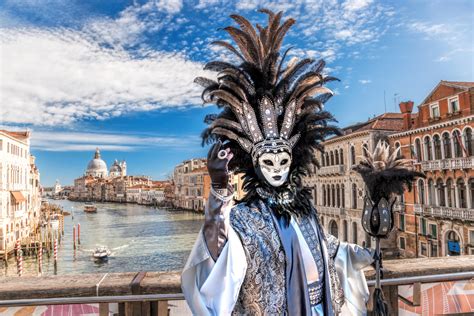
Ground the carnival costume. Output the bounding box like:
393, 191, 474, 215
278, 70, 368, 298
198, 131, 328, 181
182, 9, 374, 315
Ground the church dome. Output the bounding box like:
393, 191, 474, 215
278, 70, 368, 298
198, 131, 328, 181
86, 148, 108, 178
109, 160, 122, 173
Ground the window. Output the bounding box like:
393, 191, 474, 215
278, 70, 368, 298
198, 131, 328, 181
469, 230, 474, 245
464, 128, 473, 156
415, 138, 422, 162
433, 135, 442, 160
330, 151, 334, 166
453, 130, 463, 158
335, 150, 339, 165
331, 184, 336, 207
457, 178, 467, 208
436, 179, 445, 206
448, 96, 459, 113
336, 184, 340, 207
424, 136, 432, 160
443, 132, 452, 159
395, 142, 402, 158
427, 179, 435, 205
343, 220, 348, 242
430, 103, 440, 118
322, 185, 326, 206
420, 218, 427, 235
429, 223, 437, 239
352, 183, 357, 209
329, 220, 338, 238
350, 146, 356, 165
399, 237, 406, 250
399, 214, 405, 231
470, 179, 474, 210
341, 184, 345, 208
352, 222, 358, 244
339, 149, 344, 165
430, 243, 438, 257
420, 242, 428, 256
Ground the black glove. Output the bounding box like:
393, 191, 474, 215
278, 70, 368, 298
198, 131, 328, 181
207, 141, 233, 189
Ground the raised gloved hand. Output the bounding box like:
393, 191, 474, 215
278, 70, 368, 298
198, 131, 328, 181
207, 141, 233, 189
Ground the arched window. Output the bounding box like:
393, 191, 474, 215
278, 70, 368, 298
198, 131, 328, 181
341, 184, 345, 208
427, 179, 435, 205
321, 152, 325, 167
415, 138, 422, 162
436, 178, 445, 206
443, 132, 452, 159
336, 184, 340, 207
469, 178, 474, 209
453, 130, 463, 158
457, 178, 467, 208
446, 178, 454, 207
342, 220, 348, 242
352, 222, 358, 244
329, 220, 338, 238
418, 179, 425, 204
433, 135, 442, 160
465, 128, 473, 156
325, 153, 330, 166
395, 142, 401, 158
352, 183, 357, 209
335, 150, 339, 165
330, 151, 335, 166
322, 185, 326, 206
331, 184, 336, 207
424, 136, 432, 161
350, 146, 356, 165
339, 149, 344, 165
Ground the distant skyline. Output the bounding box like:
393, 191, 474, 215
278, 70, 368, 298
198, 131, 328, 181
1, 0, 473, 186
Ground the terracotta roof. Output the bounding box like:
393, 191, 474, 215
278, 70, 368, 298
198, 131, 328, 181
0, 130, 30, 141
441, 81, 474, 88
345, 112, 404, 133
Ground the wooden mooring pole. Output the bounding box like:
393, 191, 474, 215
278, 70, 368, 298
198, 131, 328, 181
54, 239, 58, 274
73, 225, 76, 250
77, 223, 81, 245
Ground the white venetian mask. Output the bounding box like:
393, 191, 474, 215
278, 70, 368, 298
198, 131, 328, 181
257, 151, 292, 187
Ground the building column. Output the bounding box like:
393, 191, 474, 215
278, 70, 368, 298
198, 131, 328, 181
434, 183, 439, 206
451, 135, 456, 159
444, 184, 449, 207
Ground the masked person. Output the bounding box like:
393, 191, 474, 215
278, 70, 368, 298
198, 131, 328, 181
181, 9, 374, 316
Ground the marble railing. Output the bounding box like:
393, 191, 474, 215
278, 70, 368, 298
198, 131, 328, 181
421, 157, 473, 171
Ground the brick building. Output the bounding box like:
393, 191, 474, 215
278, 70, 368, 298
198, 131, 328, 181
305, 113, 405, 254
389, 81, 474, 258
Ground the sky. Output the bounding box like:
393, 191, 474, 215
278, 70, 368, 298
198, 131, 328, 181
0, 0, 473, 186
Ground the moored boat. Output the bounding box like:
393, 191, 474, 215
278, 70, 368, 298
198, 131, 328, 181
93, 247, 111, 260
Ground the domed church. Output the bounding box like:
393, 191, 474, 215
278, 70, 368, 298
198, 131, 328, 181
85, 148, 109, 178
109, 159, 127, 177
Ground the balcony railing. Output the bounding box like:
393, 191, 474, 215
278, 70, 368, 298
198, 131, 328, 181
423, 206, 474, 221
420, 157, 474, 171
318, 206, 346, 217
393, 202, 405, 212
413, 204, 423, 214
0, 256, 473, 316
317, 165, 345, 176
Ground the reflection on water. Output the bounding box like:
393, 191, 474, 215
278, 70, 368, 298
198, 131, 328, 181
1, 199, 204, 277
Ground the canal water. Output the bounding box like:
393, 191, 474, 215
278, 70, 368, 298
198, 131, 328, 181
1, 199, 204, 277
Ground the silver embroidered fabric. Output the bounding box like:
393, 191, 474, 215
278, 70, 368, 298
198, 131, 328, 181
230, 201, 287, 315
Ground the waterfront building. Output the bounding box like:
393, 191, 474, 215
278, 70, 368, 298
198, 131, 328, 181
173, 158, 208, 211
109, 159, 127, 177
0, 130, 42, 253
389, 81, 474, 258
305, 113, 405, 255
85, 148, 108, 178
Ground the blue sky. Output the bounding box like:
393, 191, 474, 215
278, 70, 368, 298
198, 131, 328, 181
1, 0, 473, 186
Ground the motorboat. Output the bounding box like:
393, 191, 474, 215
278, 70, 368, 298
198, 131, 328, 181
93, 247, 111, 260
84, 203, 97, 213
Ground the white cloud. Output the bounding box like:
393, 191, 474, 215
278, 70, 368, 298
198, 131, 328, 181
343, 0, 373, 12
408, 22, 450, 38
29, 130, 200, 152
0, 27, 211, 126
359, 79, 371, 84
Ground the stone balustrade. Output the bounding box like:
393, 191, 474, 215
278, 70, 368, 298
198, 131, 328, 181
317, 205, 346, 217
421, 156, 474, 171
423, 206, 474, 221
316, 165, 345, 176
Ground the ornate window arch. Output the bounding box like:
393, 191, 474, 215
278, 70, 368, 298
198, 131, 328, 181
442, 132, 452, 159
350, 145, 356, 165
433, 134, 442, 160
436, 178, 445, 206
424, 136, 432, 161
417, 179, 425, 204
335, 150, 339, 165
463, 127, 473, 156
352, 183, 357, 209
453, 130, 463, 158
339, 148, 344, 165
457, 178, 467, 208
446, 178, 454, 207
415, 138, 422, 162
329, 220, 338, 238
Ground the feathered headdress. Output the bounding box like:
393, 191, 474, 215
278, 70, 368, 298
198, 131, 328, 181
197, 9, 340, 206
354, 141, 425, 203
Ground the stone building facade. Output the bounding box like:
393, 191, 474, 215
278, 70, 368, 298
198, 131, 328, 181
389, 81, 474, 258
0, 130, 41, 253
305, 113, 405, 254
173, 158, 208, 211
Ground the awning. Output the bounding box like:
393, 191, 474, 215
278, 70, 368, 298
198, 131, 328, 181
10, 191, 26, 203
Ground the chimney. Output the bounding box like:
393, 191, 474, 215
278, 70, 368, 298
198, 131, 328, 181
399, 101, 414, 130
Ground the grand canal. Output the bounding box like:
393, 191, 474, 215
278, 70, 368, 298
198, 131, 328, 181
0, 199, 204, 277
